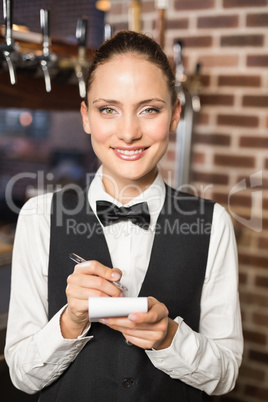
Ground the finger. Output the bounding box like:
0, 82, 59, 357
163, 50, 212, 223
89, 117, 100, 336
67, 274, 122, 298
128, 297, 168, 324
74, 260, 122, 282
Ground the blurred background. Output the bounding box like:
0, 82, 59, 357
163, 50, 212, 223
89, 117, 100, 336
0, 1, 267, 401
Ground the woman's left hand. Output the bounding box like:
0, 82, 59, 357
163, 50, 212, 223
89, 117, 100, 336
99, 296, 178, 350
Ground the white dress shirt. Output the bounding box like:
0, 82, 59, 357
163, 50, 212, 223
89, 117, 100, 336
5, 168, 243, 396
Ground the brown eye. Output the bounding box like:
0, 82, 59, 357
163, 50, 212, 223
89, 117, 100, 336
142, 107, 160, 114
99, 107, 115, 114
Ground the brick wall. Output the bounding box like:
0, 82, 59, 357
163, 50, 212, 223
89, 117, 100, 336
107, 1, 268, 402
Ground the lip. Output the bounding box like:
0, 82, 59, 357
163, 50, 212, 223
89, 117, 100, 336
111, 146, 149, 161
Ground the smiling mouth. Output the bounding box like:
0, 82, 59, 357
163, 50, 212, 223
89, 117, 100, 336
113, 147, 148, 155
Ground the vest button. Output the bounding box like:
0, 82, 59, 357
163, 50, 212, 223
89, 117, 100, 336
122, 378, 134, 388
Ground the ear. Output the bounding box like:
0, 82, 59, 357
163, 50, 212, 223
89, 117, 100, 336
170, 100, 181, 132
80, 101, 91, 134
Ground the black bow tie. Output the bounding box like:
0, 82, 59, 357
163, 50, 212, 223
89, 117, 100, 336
96, 200, 150, 230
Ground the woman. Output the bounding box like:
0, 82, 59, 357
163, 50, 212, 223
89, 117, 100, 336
5, 31, 243, 401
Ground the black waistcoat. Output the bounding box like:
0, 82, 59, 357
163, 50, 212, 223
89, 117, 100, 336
39, 184, 214, 402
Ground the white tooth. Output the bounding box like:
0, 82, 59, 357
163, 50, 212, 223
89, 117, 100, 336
116, 148, 144, 155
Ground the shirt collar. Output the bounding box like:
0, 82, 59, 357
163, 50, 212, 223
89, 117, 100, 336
88, 166, 166, 231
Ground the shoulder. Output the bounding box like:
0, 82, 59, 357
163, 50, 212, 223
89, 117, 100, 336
19, 192, 54, 218
164, 184, 215, 216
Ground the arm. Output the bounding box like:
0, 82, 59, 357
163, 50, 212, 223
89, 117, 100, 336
4, 194, 92, 394
101, 204, 243, 395
146, 204, 243, 395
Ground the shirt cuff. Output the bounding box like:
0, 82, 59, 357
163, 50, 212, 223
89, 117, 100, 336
34, 305, 93, 365
145, 317, 195, 378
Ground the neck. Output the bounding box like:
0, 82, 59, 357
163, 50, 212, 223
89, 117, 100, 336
102, 170, 158, 204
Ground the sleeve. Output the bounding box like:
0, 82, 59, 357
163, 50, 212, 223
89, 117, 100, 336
4, 194, 92, 394
145, 203, 243, 395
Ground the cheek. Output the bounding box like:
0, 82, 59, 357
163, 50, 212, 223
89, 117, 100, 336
89, 117, 112, 145
145, 117, 170, 143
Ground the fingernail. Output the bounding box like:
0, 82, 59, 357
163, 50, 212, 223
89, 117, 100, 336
99, 318, 108, 324
128, 314, 137, 322
111, 271, 121, 281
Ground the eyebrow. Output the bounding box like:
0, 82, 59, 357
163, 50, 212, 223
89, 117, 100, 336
92, 97, 167, 106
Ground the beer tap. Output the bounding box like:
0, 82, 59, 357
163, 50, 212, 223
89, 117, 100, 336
75, 16, 87, 98
0, 0, 18, 84
173, 40, 186, 106
37, 9, 55, 92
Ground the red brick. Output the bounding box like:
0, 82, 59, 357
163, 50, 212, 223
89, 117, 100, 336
200, 75, 210, 87
200, 94, 234, 106
253, 312, 268, 327
218, 75, 261, 87
259, 236, 268, 249
243, 329, 267, 345
198, 15, 239, 29
175, 36, 212, 48
195, 133, 231, 146
195, 113, 209, 125
249, 350, 268, 365
193, 152, 206, 164
243, 95, 268, 108
240, 136, 268, 148
240, 291, 268, 307
239, 272, 247, 284
198, 55, 238, 68
245, 384, 268, 401
217, 114, 259, 127
228, 194, 253, 208
256, 276, 268, 288
263, 218, 268, 231
247, 55, 268, 67
240, 254, 268, 269
247, 13, 268, 27
214, 153, 255, 168
221, 35, 264, 47
175, 0, 214, 10
224, 0, 267, 6
211, 192, 228, 205
192, 171, 229, 185
240, 364, 266, 381
166, 19, 189, 30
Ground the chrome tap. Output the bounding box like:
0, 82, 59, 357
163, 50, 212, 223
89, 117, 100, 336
0, 0, 18, 84
75, 16, 87, 98
173, 40, 186, 106
104, 24, 113, 41
36, 9, 56, 92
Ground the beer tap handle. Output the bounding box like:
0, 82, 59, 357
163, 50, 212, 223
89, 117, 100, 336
4, 0, 13, 47
76, 16, 87, 48
173, 40, 186, 105
39, 9, 51, 92
75, 16, 87, 98
40, 8, 50, 57
2, 0, 16, 84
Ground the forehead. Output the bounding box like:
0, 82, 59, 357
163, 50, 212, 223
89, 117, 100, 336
89, 54, 170, 98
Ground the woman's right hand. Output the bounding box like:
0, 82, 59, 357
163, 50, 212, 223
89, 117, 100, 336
60, 260, 123, 339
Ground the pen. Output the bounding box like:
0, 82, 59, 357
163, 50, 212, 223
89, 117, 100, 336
69, 252, 128, 292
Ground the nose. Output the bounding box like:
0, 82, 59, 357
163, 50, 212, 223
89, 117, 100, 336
118, 114, 142, 144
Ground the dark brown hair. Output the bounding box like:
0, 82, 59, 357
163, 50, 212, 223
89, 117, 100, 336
84, 30, 177, 107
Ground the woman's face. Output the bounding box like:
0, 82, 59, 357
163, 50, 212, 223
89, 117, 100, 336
81, 54, 181, 195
